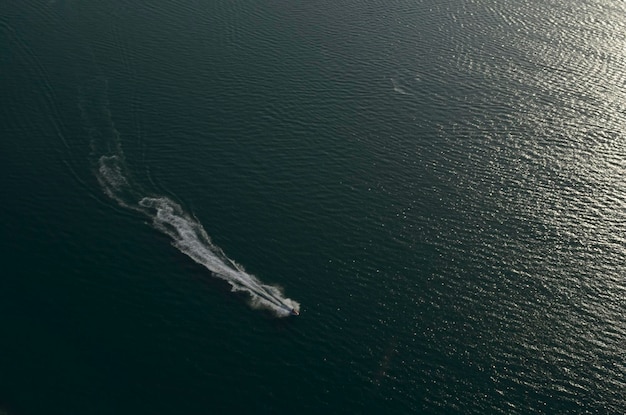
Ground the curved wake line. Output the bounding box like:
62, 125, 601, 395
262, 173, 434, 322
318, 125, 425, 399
81, 79, 300, 318
138, 196, 300, 317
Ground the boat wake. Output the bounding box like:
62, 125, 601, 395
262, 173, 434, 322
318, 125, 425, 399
79, 79, 300, 317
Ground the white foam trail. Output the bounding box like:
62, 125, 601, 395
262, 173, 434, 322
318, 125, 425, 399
81, 79, 300, 317
139, 196, 300, 316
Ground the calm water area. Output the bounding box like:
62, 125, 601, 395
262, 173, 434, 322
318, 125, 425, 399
1, 0, 625, 413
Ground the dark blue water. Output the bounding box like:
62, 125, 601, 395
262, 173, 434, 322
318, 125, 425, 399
1, 0, 625, 413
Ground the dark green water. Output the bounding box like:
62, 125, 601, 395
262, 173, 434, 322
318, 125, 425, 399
1, 0, 625, 413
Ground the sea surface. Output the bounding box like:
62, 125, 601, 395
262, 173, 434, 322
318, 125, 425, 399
1, 0, 625, 413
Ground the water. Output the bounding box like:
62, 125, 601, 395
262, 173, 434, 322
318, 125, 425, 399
1, 0, 625, 413
79, 78, 299, 317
